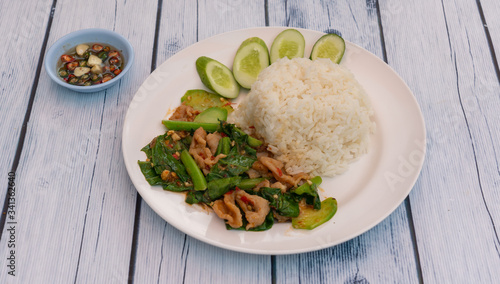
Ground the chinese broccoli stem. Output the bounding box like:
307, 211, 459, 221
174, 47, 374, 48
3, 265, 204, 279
180, 150, 207, 191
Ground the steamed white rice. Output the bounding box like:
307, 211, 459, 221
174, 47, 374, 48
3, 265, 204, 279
229, 57, 374, 177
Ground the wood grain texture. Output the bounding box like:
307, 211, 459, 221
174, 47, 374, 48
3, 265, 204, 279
276, 204, 419, 284
0, 0, 158, 282
268, 0, 383, 54
0, 0, 498, 282
133, 0, 272, 283
480, 0, 500, 74
267, 0, 420, 282
197, 0, 266, 39
379, 0, 500, 282
0, 0, 54, 212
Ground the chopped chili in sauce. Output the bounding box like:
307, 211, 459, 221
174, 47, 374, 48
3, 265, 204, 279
57, 42, 124, 86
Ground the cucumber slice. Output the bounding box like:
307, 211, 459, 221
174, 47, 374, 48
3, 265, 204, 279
310, 33, 345, 64
270, 29, 305, 63
232, 37, 270, 89
181, 89, 233, 113
292, 197, 337, 230
193, 107, 228, 124
196, 56, 240, 99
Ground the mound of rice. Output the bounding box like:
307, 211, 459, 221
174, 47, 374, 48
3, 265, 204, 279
229, 57, 374, 177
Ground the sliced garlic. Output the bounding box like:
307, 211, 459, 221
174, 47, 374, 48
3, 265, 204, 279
91, 64, 103, 74
87, 55, 102, 67
73, 67, 90, 77
75, 44, 89, 56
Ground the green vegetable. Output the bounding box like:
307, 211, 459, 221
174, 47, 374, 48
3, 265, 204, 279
291, 176, 322, 209
162, 183, 192, 192
206, 176, 242, 200
237, 178, 267, 190
207, 123, 261, 182
98, 51, 108, 60
310, 33, 345, 63
151, 135, 190, 182
292, 197, 338, 230
138, 144, 192, 192
140, 143, 152, 159
193, 107, 228, 124
270, 29, 305, 63
235, 128, 262, 147
185, 190, 209, 204
196, 56, 240, 99
181, 89, 234, 113
162, 120, 219, 132
207, 146, 257, 181
259, 187, 300, 217
220, 122, 263, 147
138, 119, 335, 232
150, 137, 172, 175
180, 150, 207, 191
137, 161, 163, 185
215, 137, 231, 156
232, 37, 270, 89
58, 70, 68, 77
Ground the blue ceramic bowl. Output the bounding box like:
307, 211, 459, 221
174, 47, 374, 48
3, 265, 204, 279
44, 28, 134, 93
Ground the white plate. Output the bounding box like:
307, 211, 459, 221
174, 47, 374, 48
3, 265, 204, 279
122, 27, 426, 255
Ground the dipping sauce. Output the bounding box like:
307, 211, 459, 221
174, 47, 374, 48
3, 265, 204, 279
57, 43, 124, 86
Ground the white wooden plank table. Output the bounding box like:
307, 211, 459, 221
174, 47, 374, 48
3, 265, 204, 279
0, 0, 498, 283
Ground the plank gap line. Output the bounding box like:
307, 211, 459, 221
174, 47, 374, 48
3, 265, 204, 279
264, 0, 269, 27
475, 0, 500, 83
151, 0, 163, 72
285, 0, 290, 27
127, 196, 142, 284
271, 255, 276, 284
127, 0, 164, 282
374, 0, 387, 62
405, 197, 424, 284
181, 234, 189, 284
0, 0, 58, 242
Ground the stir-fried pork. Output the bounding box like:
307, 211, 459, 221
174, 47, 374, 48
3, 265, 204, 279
206, 132, 222, 155
169, 104, 200, 122
246, 168, 261, 179
253, 179, 270, 192
189, 127, 226, 175
212, 191, 243, 228
235, 190, 270, 230
258, 156, 309, 188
